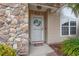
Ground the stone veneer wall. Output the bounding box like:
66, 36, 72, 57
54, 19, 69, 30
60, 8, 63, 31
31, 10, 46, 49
0, 3, 29, 56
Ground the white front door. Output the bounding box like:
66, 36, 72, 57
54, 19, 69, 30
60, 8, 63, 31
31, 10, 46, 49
30, 15, 44, 44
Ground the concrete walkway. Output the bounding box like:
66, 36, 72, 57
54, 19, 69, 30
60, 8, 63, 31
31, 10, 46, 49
29, 44, 56, 56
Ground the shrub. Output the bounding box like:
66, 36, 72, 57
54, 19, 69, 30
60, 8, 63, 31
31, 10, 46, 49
61, 37, 79, 56
0, 43, 16, 56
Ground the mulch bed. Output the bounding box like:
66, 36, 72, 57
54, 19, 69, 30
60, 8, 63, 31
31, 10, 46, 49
49, 43, 64, 56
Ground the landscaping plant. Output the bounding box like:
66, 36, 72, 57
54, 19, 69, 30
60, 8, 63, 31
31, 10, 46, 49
68, 3, 79, 17
61, 37, 79, 56
0, 43, 16, 56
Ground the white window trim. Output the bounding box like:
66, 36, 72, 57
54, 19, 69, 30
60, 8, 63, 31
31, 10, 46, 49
60, 15, 77, 37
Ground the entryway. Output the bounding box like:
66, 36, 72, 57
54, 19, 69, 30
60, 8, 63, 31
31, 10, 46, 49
28, 4, 58, 56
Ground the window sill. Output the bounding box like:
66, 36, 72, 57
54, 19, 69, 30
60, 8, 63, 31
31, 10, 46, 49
60, 35, 77, 38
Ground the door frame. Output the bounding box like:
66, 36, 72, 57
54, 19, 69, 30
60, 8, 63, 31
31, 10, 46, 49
30, 15, 45, 44
29, 10, 48, 44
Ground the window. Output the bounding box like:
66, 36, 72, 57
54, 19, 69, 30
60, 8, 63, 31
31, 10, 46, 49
61, 16, 76, 36
60, 7, 77, 36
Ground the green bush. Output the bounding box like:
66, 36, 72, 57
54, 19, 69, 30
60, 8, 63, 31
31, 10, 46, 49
61, 37, 79, 56
0, 43, 16, 56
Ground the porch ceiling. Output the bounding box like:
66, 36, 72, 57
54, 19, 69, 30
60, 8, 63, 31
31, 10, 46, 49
29, 3, 65, 13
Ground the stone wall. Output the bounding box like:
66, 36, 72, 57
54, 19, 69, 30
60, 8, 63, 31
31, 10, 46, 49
0, 3, 29, 56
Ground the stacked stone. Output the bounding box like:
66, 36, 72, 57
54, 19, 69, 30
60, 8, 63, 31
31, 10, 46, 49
0, 3, 29, 56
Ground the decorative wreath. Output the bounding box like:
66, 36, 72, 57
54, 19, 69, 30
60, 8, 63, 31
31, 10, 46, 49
33, 19, 41, 26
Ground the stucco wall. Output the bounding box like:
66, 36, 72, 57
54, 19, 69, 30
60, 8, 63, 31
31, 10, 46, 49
47, 12, 79, 44
47, 12, 60, 44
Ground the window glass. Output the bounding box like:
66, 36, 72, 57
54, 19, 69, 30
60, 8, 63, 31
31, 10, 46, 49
62, 27, 69, 35
70, 21, 76, 26
70, 27, 76, 35
62, 22, 69, 26
61, 17, 69, 26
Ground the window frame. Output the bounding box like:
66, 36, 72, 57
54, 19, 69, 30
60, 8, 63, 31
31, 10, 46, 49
60, 15, 77, 37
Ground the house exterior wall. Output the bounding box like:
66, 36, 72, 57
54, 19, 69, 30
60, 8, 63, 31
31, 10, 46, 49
0, 4, 29, 55
47, 12, 79, 44
47, 12, 61, 44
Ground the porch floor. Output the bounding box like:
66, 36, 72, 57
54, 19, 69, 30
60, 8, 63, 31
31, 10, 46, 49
29, 44, 57, 56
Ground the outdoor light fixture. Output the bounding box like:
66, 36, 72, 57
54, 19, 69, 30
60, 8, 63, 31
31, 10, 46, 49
37, 6, 42, 10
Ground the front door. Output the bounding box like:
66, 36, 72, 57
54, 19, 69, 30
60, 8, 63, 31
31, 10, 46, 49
30, 15, 44, 44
